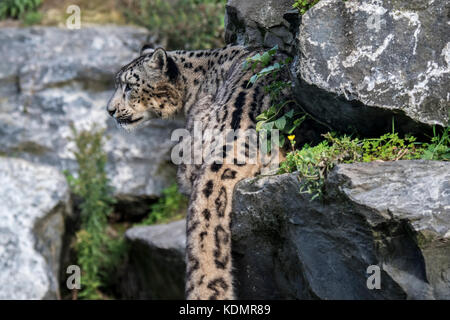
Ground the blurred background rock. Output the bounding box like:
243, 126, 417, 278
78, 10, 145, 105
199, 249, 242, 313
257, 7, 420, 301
0, 0, 224, 300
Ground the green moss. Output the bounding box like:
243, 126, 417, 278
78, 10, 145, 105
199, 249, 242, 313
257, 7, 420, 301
293, 0, 321, 15
415, 229, 440, 248
292, 0, 348, 15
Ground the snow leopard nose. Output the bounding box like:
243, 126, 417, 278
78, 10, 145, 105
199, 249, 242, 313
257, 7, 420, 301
108, 107, 116, 117
107, 102, 116, 117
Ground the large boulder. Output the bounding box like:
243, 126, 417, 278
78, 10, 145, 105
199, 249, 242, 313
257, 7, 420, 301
292, 0, 449, 135
232, 160, 450, 299
0, 157, 72, 299
119, 220, 186, 299
0, 27, 183, 204
225, 0, 298, 53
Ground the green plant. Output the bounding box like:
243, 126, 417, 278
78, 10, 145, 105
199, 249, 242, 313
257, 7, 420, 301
65, 126, 118, 299
293, 0, 347, 15
100, 230, 128, 290
360, 132, 421, 162
64, 126, 189, 298
243, 45, 304, 151
0, 0, 41, 20
120, 0, 226, 50
22, 9, 42, 25
293, 0, 320, 15
280, 126, 450, 200
280, 133, 362, 200
421, 126, 450, 161
140, 183, 188, 225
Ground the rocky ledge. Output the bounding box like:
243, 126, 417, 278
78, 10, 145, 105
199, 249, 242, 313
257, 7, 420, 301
123, 160, 449, 299
232, 160, 450, 299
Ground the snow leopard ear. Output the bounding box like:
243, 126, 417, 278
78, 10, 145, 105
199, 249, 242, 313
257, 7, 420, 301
147, 47, 168, 70
140, 44, 154, 56
144, 47, 179, 81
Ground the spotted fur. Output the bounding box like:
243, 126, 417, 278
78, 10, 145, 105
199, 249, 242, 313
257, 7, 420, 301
107, 44, 287, 300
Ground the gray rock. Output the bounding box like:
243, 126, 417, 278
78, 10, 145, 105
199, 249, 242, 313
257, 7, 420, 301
292, 0, 449, 135
232, 160, 450, 299
0, 157, 71, 299
120, 220, 186, 299
0, 27, 183, 203
225, 0, 298, 53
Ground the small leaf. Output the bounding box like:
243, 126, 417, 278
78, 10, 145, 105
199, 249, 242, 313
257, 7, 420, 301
262, 121, 275, 131
284, 57, 293, 64
266, 139, 272, 153
256, 121, 264, 132
279, 135, 286, 147
285, 109, 294, 118
249, 74, 258, 84
256, 113, 268, 121
250, 53, 261, 63
275, 116, 286, 130
268, 45, 279, 56
260, 51, 272, 66
259, 64, 279, 75
268, 105, 277, 115
293, 115, 306, 126
287, 126, 296, 134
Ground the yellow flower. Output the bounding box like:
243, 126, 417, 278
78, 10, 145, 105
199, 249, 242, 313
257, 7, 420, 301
288, 135, 295, 141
